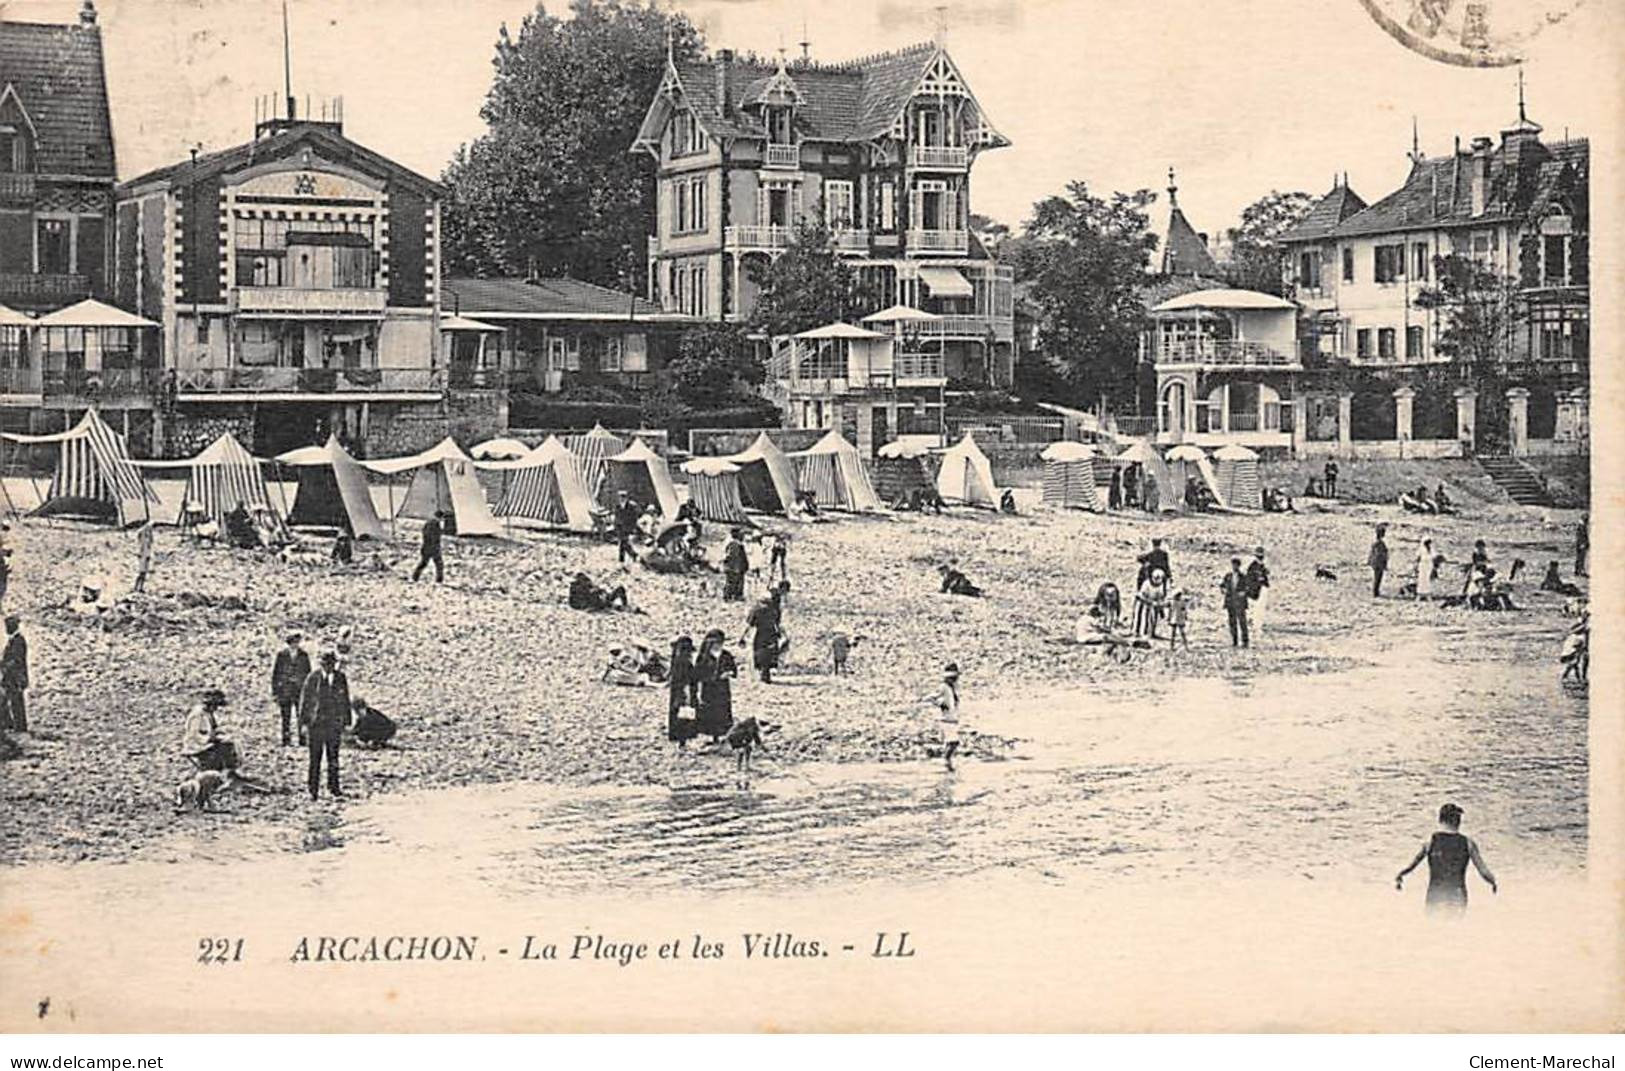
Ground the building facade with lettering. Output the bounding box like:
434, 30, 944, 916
114, 114, 489, 456
631, 42, 1016, 388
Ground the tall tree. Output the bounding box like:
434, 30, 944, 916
1226, 190, 1314, 295
1012, 183, 1158, 409
664, 322, 764, 409
746, 221, 869, 337
440, 1, 703, 288
1414, 253, 1523, 448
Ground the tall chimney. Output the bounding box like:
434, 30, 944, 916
715, 50, 734, 116
1470, 136, 1492, 216
79, 0, 97, 26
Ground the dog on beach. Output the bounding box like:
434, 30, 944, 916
1315, 565, 1338, 581
175, 769, 228, 812
830, 633, 864, 674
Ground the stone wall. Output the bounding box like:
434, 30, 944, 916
362, 391, 509, 457
161, 409, 255, 459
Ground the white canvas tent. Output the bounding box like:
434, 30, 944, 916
935, 433, 999, 509
1164, 444, 1227, 510
1213, 443, 1263, 511
276, 436, 387, 540
366, 437, 500, 537
487, 436, 595, 533
679, 456, 750, 524
1, 409, 159, 526
1112, 440, 1179, 514
1039, 440, 1100, 510
791, 429, 881, 512
606, 439, 680, 520
725, 432, 798, 514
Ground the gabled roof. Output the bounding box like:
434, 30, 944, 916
0, 18, 115, 178
442, 277, 681, 321
634, 43, 1009, 151
1279, 183, 1369, 243
117, 121, 440, 196
1321, 135, 1587, 240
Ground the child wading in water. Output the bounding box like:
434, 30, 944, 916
922, 663, 962, 771
1395, 803, 1498, 915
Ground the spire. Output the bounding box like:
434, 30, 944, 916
1501, 65, 1542, 138
1408, 116, 1423, 165
1518, 66, 1527, 123
282, 0, 295, 121
665, 21, 675, 65
1166, 166, 1178, 208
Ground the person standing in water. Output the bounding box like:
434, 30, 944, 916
923, 662, 962, 771
1395, 803, 1497, 915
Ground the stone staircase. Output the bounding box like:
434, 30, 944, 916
1476, 453, 1552, 506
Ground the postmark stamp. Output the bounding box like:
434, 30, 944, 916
1356, 0, 1587, 66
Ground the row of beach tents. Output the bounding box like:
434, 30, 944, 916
0, 410, 1265, 538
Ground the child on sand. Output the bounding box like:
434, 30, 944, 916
922, 663, 962, 771
1166, 588, 1190, 649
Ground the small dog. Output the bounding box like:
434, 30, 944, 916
1509, 557, 1527, 582
830, 634, 864, 674
1315, 565, 1338, 581
175, 769, 228, 812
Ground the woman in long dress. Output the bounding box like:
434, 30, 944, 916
667, 635, 699, 748
692, 629, 737, 744
1415, 538, 1435, 598
1133, 569, 1168, 639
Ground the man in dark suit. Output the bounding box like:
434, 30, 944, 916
1220, 558, 1251, 648
412, 512, 445, 583
613, 491, 642, 566
299, 650, 351, 800
271, 630, 311, 746
1244, 546, 1270, 639
1136, 538, 1172, 589
2, 615, 27, 731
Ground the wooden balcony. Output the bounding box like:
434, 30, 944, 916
907, 145, 968, 171
0, 366, 43, 397
0, 173, 37, 205
724, 225, 793, 250
832, 229, 870, 253
763, 143, 800, 170
905, 229, 969, 255
894, 352, 945, 384
232, 286, 388, 318
1154, 339, 1297, 367
0, 272, 91, 310
43, 366, 158, 401
174, 365, 445, 398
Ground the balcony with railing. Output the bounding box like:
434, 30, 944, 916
232, 287, 389, 318
0, 366, 43, 396
906, 229, 970, 255
0, 272, 91, 310
174, 365, 446, 396
893, 352, 945, 383
1154, 338, 1297, 367
0, 173, 37, 204
763, 143, 801, 169
907, 145, 968, 171
42, 366, 158, 400
724, 224, 794, 250
832, 229, 870, 253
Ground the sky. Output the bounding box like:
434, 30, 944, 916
4, 0, 1617, 240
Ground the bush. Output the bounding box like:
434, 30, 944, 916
509, 393, 642, 430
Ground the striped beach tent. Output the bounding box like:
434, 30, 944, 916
489, 436, 595, 532
179, 433, 286, 537
679, 457, 750, 524
791, 430, 881, 512
276, 436, 387, 539
607, 439, 680, 520
874, 439, 935, 504
936, 433, 999, 509
564, 424, 627, 506
2, 409, 158, 526
725, 432, 797, 514
1213, 443, 1263, 510
1039, 441, 1099, 510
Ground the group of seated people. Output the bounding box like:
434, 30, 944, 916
891, 486, 946, 514
1398, 483, 1456, 515
602, 639, 670, 687
1261, 486, 1296, 513
569, 571, 632, 612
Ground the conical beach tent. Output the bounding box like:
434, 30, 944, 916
1, 409, 158, 526
179, 433, 287, 536
874, 439, 935, 503
1111, 440, 1178, 514
367, 437, 500, 537
276, 436, 387, 539
935, 433, 999, 509
1039, 440, 1100, 510
1213, 443, 1263, 510
489, 436, 595, 533
791, 429, 881, 512
606, 439, 680, 520
471, 437, 531, 461
680, 457, 750, 523
565, 424, 628, 506
725, 432, 797, 514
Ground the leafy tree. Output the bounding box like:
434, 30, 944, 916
1011, 182, 1158, 409
663, 322, 764, 409
440, 1, 704, 288
1414, 253, 1523, 448
746, 221, 869, 337
1226, 190, 1314, 295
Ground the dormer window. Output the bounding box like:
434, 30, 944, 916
766, 105, 793, 146
671, 109, 707, 157
0, 124, 31, 174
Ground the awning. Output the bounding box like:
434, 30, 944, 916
34, 299, 158, 329
0, 304, 31, 328
440, 315, 503, 333
792, 322, 887, 340
862, 304, 941, 324
918, 266, 973, 299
